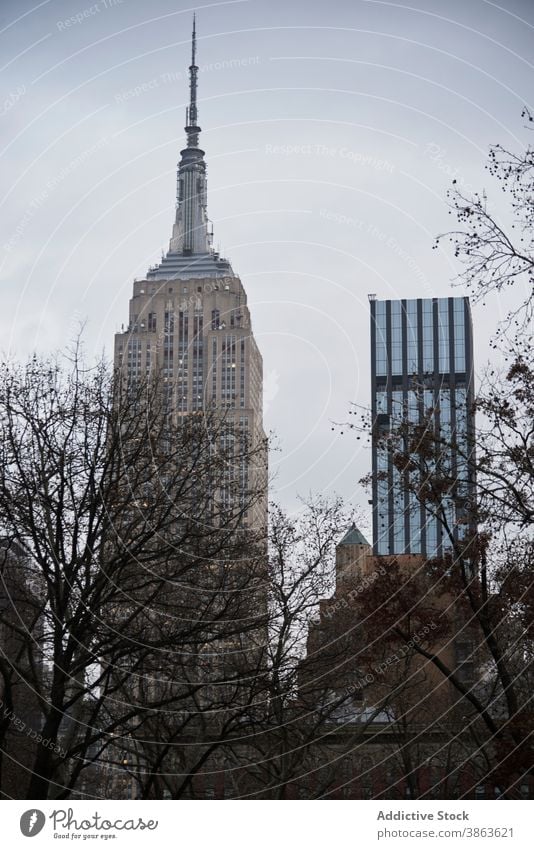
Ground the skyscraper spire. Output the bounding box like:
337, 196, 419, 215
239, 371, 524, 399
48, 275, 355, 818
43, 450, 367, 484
166, 15, 209, 256
185, 14, 200, 148
147, 15, 234, 277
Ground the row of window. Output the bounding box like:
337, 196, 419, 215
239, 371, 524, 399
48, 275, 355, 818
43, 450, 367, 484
375, 385, 471, 556
374, 298, 467, 376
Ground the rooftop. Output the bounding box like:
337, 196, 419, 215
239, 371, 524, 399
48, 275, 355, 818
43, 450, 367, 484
339, 524, 369, 547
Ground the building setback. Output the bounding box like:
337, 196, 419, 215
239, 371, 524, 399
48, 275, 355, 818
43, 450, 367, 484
369, 295, 475, 557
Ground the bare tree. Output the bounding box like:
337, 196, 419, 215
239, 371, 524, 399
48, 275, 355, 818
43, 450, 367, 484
226, 497, 392, 799
0, 346, 268, 799
436, 112, 534, 344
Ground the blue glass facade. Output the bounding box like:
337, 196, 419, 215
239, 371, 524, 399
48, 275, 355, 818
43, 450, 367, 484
370, 296, 475, 557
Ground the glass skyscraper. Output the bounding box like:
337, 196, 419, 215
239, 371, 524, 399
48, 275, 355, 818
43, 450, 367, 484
370, 296, 475, 557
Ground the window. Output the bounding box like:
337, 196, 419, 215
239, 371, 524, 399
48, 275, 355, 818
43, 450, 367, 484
391, 301, 402, 375
192, 313, 203, 411
211, 338, 217, 401
453, 298, 466, 372
376, 419, 389, 555
221, 336, 237, 407
374, 301, 387, 376
240, 338, 246, 407
127, 339, 142, 378
375, 390, 387, 414
177, 311, 189, 412
425, 517, 438, 557
422, 299, 434, 373
406, 299, 418, 373
164, 310, 174, 334
437, 298, 450, 373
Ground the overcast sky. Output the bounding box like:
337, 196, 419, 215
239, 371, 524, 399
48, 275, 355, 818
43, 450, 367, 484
1, 0, 532, 530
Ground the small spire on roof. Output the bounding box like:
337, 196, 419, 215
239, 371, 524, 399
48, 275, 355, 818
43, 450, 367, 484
185, 14, 200, 148
339, 524, 370, 547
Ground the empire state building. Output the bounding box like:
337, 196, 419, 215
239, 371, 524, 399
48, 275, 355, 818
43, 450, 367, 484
114, 19, 266, 528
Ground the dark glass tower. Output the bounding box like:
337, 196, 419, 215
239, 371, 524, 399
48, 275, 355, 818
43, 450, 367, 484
370, 296, 475, 557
